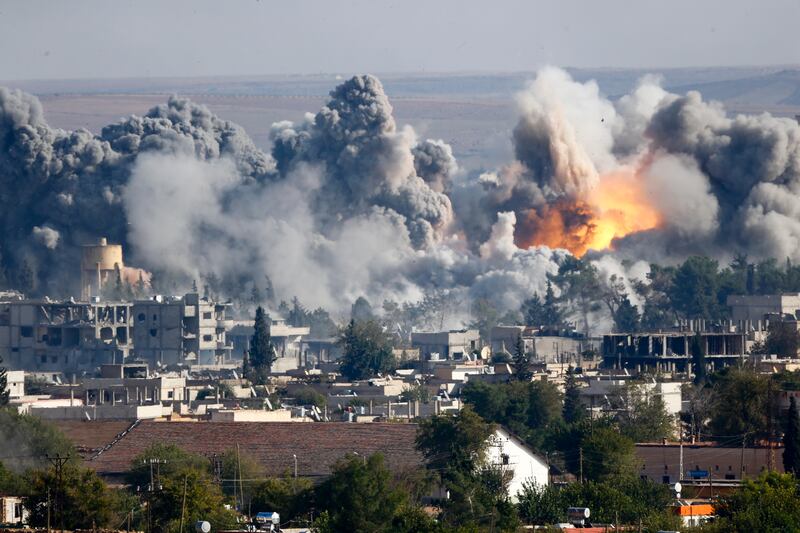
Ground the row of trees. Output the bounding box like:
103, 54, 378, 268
6, 400, 800, 532
471, 254, 800, 337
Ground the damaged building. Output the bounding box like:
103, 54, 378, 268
0, 297, 132, 375
602, 323, 761, 373
132, 293, 233, 367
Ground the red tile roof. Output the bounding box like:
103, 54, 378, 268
55, 420, 422, 479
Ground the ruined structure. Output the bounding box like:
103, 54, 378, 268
490, 325, 594, 364
0, 298, 132, 375
602, 327, 757, 373
411, 329, 481, 361
80, 237, 124, 300
132, 293, 232, 367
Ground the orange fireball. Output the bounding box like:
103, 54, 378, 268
516, 168, 661, 257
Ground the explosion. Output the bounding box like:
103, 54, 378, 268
516, 168, 662, 257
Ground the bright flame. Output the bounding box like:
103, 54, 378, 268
584, 169, 661, 253
517, 168, 661, 257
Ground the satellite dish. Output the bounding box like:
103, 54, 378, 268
674, 482, 682, 495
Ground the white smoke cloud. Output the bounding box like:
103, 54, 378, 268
32, 226, 60, 249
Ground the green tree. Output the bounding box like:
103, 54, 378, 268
710, 367, 771, 444
250, 475, 314, 526
400, 383, 430, 404
219, 448, 264, 510
691, 331, 707, 384
542, 280, 561, 326
25, 465, 132, 530
0, 409, 75, 472
350, 296, 375, 322
313, 454, 409, 533
612, 294, 640, 333
149, 467, 237, 533
636, 264, 677, 330
581, 427, 636, 482
513, 335, 531, 381
669, 255, 721, 319
126, 443, 209, 489
416, 407, 517, 530
613, 382, 675, 442
337, 319, 396, 380
518, 477, 678, 527
784, 396, 800, 476
554, 258, 602, 334
129, 444, 236, 532
520, 293, 543, 327
563, 366, 585, 424
712, 472, 800, 533
766, 321, 800, 358
249, 306, 277, 383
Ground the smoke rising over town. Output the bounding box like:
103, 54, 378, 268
2, 68, 800, 328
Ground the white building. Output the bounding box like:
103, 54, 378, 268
486, 427, 549, 501
5, 370, 24, 399
581, 378, 683, 416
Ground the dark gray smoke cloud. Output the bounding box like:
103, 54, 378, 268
4, 69, 800, 332
270, 75, 453, 248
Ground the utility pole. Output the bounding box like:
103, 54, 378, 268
144, 458, 166, 533
46, 454, 69, 533
179, 475, 188, 533
579, 447, 583, 484
237, 443, 245, 513
740, 433, 747, 480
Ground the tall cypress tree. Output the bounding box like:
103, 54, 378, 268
249, 306, 276, 383
784, 396, 800, 475
513, 334, 532, 381
691, 332, 707, 385
563, 366, 585, 424
542, 280, 561, 327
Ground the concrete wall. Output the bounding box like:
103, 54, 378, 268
412, 329, 479, 360
728, 293, 800, 321
210, 409, 293, 422
30, 403, 164, 420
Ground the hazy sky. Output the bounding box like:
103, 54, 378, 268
1, 0, 798, 80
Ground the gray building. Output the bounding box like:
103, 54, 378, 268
411, 329, 480, 361
228, 315, 310, 372
490, 325, 591, 364
0, 297, 132, 374
132, 293, 232, 366
727, 293, 800, 322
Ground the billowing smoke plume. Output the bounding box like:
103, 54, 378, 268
2, 68, 800, 332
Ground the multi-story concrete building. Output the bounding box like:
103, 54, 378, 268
0, 298, 132, 374
228, 315, 311, 372
602, 328, 758, 373
490, 325, 593, 364
727, 293, 800, 322
132, 293, 232, 366
411, 329, 480, 361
